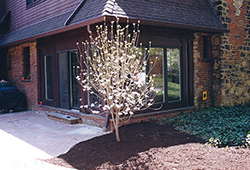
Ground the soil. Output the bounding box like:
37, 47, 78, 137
44, 121, 250, 170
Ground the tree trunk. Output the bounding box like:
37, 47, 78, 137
111, 111, 120, 142
114, 113, 120, 142
115, 123, 120, 142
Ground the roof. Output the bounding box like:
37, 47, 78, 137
0, 0, 227, 47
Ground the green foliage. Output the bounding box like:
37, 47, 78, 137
160, 105, 250, 147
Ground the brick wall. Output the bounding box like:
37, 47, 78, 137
193, 33, 215, 109
212, 0, 250, 106
7, 41, 38, 110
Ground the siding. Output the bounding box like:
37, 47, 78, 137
5, 0, 82, 32
0, 0, 5, 19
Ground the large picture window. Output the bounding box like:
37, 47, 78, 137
147, 47, 181, 105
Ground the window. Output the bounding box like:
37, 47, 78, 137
148, 47, 165, 103
44, 55, 53, 101
167, 48, 181, 101
26, 0, 45, 8
147, 47, 181, 104
203, 35, 212, 60
69, 51, 80, 109
23, 47, 30, 79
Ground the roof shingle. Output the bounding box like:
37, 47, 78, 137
0, 0, 227, 46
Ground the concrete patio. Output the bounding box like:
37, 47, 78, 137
0, 111, 108, 169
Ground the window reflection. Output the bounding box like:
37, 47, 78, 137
167, 48, 180, 101
148, 48, 164, 103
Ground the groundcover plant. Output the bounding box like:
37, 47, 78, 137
161, 105, 250, 147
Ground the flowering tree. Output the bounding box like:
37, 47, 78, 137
76, 18, 156, 142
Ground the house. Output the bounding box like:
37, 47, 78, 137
0, 0, 249, 126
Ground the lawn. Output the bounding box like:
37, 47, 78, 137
153, 76, 180, 102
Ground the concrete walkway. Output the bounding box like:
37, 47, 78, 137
0, 111, 108, 170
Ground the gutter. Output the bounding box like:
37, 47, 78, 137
0, 16, 105, 48
0, 15, 228, 48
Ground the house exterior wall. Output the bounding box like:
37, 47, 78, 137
7, 41, 38, 110
193, 34, 213, 109
0, 0, 5, 19
5, 0, 250, 118
5, 0, 81, 32
212, 0, 250, 106
193, 32, 222, 109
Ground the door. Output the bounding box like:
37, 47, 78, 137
58, 51, 79, 109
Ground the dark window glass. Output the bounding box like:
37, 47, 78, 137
203, 36, 212, 60
26, 0, 32, 6
26, 0, 45, 7
70, 51, 79, 109
44, 55, 53, 100
23, 47, 30, 79
85, 47, 100, 108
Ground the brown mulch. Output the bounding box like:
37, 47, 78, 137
44, 121, 250, 170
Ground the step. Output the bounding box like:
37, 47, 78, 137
46, 112, 82, 124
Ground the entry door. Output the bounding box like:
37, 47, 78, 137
58, 51, 79, 109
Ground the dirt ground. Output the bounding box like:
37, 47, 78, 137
44, 121, 250, 170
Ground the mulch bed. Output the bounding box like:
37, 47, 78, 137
44, 121, 250, 170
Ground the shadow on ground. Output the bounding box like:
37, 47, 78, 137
46, 121, 205, 169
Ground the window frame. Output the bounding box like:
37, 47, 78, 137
136, 38, 193, 114
145, 46, 182, 106
26, 0, 45, 9
44, 54, 54, 101
23, 47, 31, 80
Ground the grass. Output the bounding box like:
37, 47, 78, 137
158, 105, 250, 147
168, 81, 180, 100
153, 77, 180, 101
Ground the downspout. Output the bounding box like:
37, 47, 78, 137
87, 24, 97, 38
64, 0, 86, 26
64, 0, 96, 38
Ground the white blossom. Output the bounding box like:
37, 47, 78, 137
76, 18, 156, 142
92, 110, 100, 114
